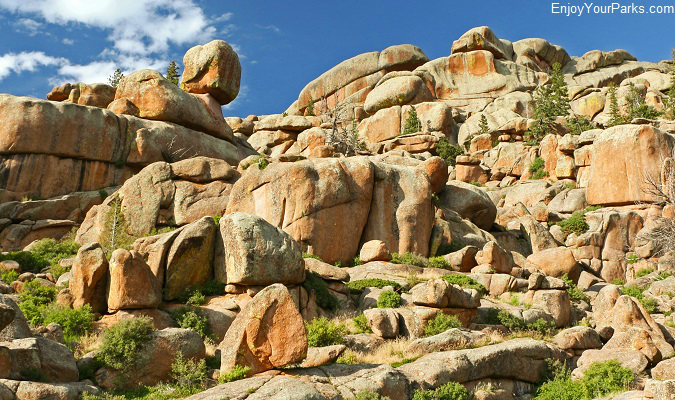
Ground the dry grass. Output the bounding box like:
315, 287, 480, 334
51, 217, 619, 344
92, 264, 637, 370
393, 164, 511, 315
74, 332, 102, 358
337, 337, 423, 366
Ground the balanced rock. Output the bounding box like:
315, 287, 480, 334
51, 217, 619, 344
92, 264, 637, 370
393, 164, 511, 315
107, 249, 162, 310
181, 40, 241, 105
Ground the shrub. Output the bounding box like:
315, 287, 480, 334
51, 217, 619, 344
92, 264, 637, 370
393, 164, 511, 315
0, 238, 79, 273
98, 317, 153, 372
496, 310, 526, 331
625, 82, 662, 120
305, 100, 315, 116
352, 314, 372, 334
561, 274, 589, 303
636, 267, 655, 278
354, 391, 391, 400
581, 360, 634, 398
219, 365, 250, 383
18, 280, 57, 325
171, 353, 207, 393
424, 313, 461, 336
42, 304, 94, 343
170, 307, 210, 339
302, 252, 322, 260
529, 157, 549, 180
427, 257, 451, 270
305, 317, 347, 347
556, 210, 589, 235
0, 269, 18, 284
412, 382, 469, 400
529, 318, 557, 335
377, 290, 402, 308
436, 137, 464, 166
441, 274, 487, 295
566, 115, 594, 135
536, 360, 634, 400
391, 252, 427, 267
347, 279, 402, 292
478, 114, 490, 135
302, 271, 340, 311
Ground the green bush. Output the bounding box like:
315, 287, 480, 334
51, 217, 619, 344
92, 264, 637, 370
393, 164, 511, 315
535, 360, 634, 400
18, 280, 57, 325
582, 360, 634, 398
496, 310, 526, 331
354, 391, 391, 400
98, 317, 154, 372
529, 157, 549, 180
625, 83, 662, 120
391, 252, 427, 267
0, 238, 79, 273
412, 381, 469, 400
427, 257, 451, 270
424, 313, 461, 336
566, 115, 594, 135
0, 269, 19, 284
561, 274, 589, 303
305, 317, 347, 347
441, 274, 487, 295
171, 353, 207, 393
621, 285, 657, 313
436, 137, 464, 166
42, 304, 94, 343
177, 279, 225, 305
347, 279, 402, 292
377, 290, 402, 308
528, 318, 557, 335
636, 267, 655, 277
556, 210, 590, 236
302, 271, 340, 311
219, 364, 250, 383
353, 314, 372, 334
170, 307, 210, 339
302, 252, 322, 260
527, 62, 570, 141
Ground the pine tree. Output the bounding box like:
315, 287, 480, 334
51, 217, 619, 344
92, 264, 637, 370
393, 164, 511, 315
528, 63, 571, 141
666, 49, 675, 120
402, 106, 422, 135
108, 69, 124, 88
166, 61, 180, 85
478, 114, 490, 135
607, 84, 624, 127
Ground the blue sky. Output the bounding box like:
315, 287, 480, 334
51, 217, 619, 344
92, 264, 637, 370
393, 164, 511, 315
0, 0, 673, 117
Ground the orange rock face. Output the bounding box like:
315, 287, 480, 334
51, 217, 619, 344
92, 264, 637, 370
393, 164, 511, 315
587, 125, 675, 205
219, 284, 307, 375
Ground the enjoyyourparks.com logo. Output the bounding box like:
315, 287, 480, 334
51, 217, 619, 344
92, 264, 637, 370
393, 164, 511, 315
551, 2, 675, 16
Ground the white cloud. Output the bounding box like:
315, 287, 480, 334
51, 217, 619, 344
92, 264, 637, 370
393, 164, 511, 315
0, 51, 65, 80
15, 18, 43, 36
0, 1, 240, 87
255, 24, 280, 34
0, 0, 217, 56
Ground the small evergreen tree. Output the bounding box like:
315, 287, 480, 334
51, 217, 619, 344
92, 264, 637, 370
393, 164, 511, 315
305, 100, 315, 116
528, 63, 571, 141
607, 84, 624, 127
625, 82, 662, 120
665, 49, 675, 120
477, 114, 490, 135
402, 106, 422, 135
166, 61, 180, 85
108, 69, 124, 88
